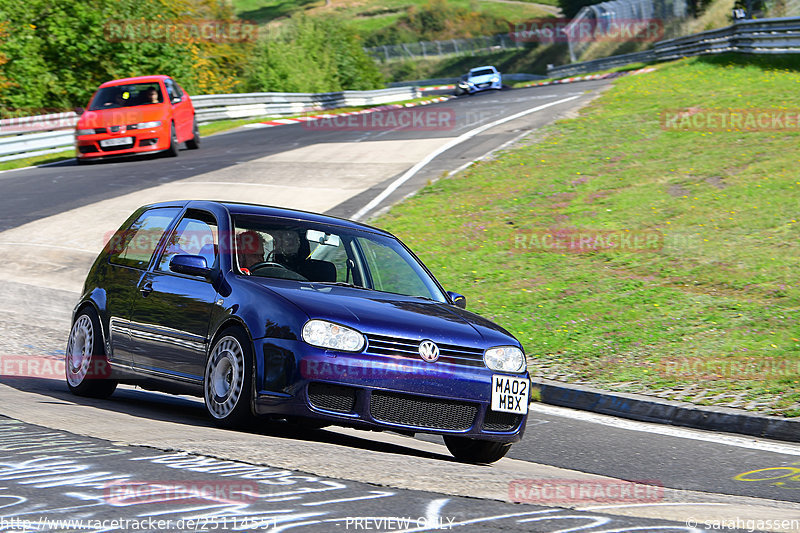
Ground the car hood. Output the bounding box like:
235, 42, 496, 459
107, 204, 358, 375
467, 74, 497, 84
78, 105, 167, 129
258, 280, 518, 348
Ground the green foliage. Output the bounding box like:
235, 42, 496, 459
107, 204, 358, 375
0, 0, 252, 113
364, 0, 512, 46
557, 0, 605, 19
245, 15, 384, 93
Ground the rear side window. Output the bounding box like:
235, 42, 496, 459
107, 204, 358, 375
108, 208, 181, 269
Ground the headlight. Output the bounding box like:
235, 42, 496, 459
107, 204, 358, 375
75, 129, 95, 135
302, 320, 364, 352
133, 121, 162, 129
491, 76, 500, 83
484, 346, 526, 373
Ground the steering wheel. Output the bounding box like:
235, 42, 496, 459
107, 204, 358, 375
248, 261, 289, 272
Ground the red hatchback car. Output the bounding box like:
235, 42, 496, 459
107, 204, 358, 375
75, 75, 199, 163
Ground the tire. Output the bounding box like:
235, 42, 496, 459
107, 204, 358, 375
185, 117, 200, 150
165, 123, 179, 157
204, 327, 254, 428
444, 436, 511, 464
65, 307, 117, 398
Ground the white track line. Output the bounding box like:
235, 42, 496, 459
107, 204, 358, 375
530, 403, 800, 456
350, 94, 582, 221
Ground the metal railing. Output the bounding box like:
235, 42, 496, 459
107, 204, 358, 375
365, 34, 525, 61
0, 87, 418, 163
548, 16, 800, 77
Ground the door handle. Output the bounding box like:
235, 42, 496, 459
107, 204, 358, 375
139, 282, 153, 296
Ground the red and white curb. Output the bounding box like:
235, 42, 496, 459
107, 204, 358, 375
420, 84, 455, 91
243, 96, 454, 129
518, 67, 656, 88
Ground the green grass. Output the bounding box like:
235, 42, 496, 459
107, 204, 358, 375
235, 0, 552, 31
375, 54, 800, 417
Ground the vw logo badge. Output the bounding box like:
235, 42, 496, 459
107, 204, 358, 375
418, 340, 440, 362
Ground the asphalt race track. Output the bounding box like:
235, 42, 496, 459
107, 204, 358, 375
0, 81, 798, 532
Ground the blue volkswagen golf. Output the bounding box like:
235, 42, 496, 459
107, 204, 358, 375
66, 201, 530, 463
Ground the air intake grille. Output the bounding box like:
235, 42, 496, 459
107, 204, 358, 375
370, 391, 477, 431
366, 334, 485, 368
483, 410, 523, 432
307, 383, 356, 413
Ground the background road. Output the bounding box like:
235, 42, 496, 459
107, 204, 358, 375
0, 81, 798, 532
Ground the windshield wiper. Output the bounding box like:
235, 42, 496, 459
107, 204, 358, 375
313, 281, 372, 290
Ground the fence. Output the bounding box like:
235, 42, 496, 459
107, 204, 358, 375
0, 86, 418, 163
365, 34, 525, 61
548, 16, 800, 77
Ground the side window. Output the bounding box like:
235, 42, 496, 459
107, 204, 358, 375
157, 210, 218, 273
172, 80, 184, 99
163, 80, 175, 102
108, 208, 181, 269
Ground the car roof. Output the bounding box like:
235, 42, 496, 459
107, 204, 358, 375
470, 66, 496, 71
140, 200, 392, 236
98, 75, 171, 88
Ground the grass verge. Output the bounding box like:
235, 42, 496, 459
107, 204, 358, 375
376, 54, 800, 417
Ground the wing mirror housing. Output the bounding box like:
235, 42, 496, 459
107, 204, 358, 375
170, 254, 212, 278
447, 291, 467, 309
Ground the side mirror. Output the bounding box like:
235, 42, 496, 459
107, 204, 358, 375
447, 291, 467, 309
171, 96, 182, 104
74, 107, 85, 116
170, 254, 211, 278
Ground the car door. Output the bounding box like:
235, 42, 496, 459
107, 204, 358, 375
127, 208, 220, 382
104, 207, 182, 367
164, 78, 192, 141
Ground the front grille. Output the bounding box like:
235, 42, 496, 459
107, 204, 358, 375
99, 142, 134, 152
366, 334, 485, 368
78, 145, 98, 154
370, 391, 477, 431
483, 410, 523, 432
307, 383, 356, 413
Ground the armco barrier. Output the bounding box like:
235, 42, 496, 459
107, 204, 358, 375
0, 86, 418, 163
547, 16, 800, 78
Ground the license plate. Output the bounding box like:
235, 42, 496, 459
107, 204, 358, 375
491, 374, 529, 414
100, 137, 133, 147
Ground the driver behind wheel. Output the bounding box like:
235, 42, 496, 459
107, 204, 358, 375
235, 230, 266, 275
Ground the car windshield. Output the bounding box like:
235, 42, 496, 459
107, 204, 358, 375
89, 83, 164, 110
469, 68, 495, 77
232, 215, 447, 302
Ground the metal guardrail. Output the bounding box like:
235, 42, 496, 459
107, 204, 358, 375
0, 87, 418, 163
548, 16, 800, 78
387, 73, 547, 88
365, 34, 524, 61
